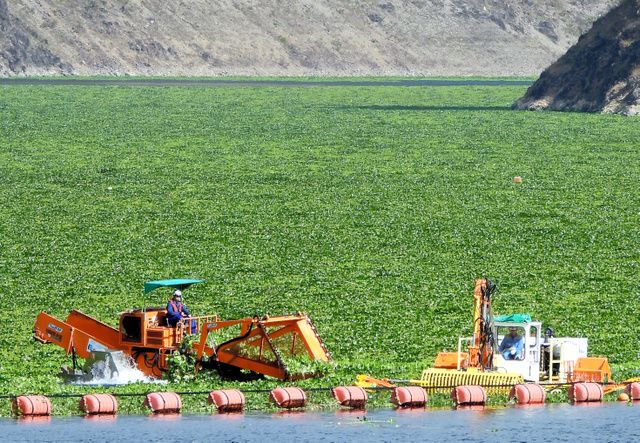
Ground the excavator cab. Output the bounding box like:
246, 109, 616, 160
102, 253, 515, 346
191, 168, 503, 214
492, 319, 542, 382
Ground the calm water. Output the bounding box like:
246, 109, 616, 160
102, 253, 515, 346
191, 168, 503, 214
1, 403, 638, 442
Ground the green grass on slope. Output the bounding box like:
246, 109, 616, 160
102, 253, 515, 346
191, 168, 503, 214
0, 81, 639, 413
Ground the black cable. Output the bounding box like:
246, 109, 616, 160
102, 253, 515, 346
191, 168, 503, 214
0, 380, 625, 400
214, 318, 257, 356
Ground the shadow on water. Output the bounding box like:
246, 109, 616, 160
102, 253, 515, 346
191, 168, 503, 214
337, 104, 512, 112
0, 78, 532, 88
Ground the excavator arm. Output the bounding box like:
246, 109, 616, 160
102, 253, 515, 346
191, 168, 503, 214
469, 278, 496, 370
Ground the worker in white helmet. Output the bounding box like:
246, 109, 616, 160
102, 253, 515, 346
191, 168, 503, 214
166, 289, 194, 331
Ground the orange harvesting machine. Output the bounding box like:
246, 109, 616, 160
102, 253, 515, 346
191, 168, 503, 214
33, 279, 331, 381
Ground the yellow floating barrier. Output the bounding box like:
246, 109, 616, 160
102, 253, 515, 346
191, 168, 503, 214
413, 369, 524, 394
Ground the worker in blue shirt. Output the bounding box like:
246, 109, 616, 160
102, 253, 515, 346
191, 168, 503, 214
167, 290, 196, 333
499, 327, 524, 360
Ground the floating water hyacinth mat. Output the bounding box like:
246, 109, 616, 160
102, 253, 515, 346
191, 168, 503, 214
0, 79, 639, 414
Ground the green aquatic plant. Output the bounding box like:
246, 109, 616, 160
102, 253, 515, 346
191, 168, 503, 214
282, 355, 336, 380
0, 77, 638, 414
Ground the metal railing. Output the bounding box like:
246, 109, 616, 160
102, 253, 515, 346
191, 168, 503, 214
176, 315, 219, 343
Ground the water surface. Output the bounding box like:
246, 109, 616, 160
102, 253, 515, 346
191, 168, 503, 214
1, 403, 637, 442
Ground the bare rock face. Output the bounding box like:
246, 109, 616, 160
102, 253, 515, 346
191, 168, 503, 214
514, 0, 640, 115
0, 1, 618, 77
0, 0, 71, 75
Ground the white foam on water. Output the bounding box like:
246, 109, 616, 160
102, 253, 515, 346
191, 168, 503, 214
74, 352, 167, 385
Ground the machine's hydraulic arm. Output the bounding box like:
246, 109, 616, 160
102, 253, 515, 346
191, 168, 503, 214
469, 278, 496, 370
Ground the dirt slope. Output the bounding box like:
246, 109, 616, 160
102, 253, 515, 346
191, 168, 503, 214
0, 0, 617, 77
514, 0, 640, 115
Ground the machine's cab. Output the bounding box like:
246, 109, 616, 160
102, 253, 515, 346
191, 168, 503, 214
492, 320, 542, 382
118, 277, 205, 349
119, 307, 177, 348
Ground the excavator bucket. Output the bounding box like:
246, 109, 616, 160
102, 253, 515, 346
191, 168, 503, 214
195, 313, 331, 380
568, 357, 612, 383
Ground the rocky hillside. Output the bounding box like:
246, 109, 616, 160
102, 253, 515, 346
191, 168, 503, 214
0, 0, 617, 77
514, 0, 639, 115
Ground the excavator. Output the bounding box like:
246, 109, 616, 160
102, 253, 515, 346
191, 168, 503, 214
33, 279, 331, 381
359, 278, 613, 392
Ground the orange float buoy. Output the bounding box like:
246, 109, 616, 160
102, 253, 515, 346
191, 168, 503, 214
144, 392, 182, 413
269, 387, 306, 409
12, 395, 52, 416
451, 385, 487, 406
625, 382, 640, 400
568, 383, 603, 403
509, 384, 546, 405
618, 392, 630, 402
208, 389, 245, 413
79, 394, 118, 415
391, 386, 428, 408
332, 386, 368, 409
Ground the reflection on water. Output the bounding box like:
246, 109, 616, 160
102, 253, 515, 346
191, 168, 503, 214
2, 403, 639, 443
15, 416, 52, 425
454, 405, 486, 411
83, 414, 117, 423
513, 403, 546, 410
146, 412, 182, 422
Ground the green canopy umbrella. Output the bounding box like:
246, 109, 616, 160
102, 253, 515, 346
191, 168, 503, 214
494, 314, 532, 323
144, 278, 204, 294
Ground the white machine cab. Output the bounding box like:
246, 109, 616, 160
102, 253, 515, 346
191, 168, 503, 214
492, 315, 588, 383
493, 320, 541, 382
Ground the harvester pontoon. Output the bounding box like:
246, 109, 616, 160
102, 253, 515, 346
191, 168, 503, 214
34, 279, 331, 381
